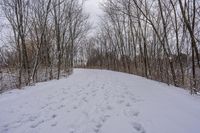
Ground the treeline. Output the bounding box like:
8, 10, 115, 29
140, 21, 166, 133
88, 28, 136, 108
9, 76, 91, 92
85, 0, 200, 94
0, 0, 89, 90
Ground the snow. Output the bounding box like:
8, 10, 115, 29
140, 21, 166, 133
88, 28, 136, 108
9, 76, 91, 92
0, 69, 200, 133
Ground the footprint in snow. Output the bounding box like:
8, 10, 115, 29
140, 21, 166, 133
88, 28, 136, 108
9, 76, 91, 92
41, 104, 49, 109
124, 110, 140, 118
58, 104, 65, 109
52, 114, 57, 119
82, 97, 88, 102
100, 114, 110, 123
131, 122, 145, 133
51, 122, 57, 127
117, 99, 124, 104
121, 95, 125, 98
10, 120, 23, 128
73, 106, 78, 109
101, 86, 105, 89
60, 97, 65, 101
1, 128, 9, 133
106, 105, 113, 110
87, 84, 91, 87
19, 105, 23, 109
68, 126, 76, 133
47, 96, 54, 100
3, 124, 9, 128
63, 91, 68, 94
82, 111, 89, 118
69, 129, 75, 133
28, 116, 38, 122
30, 120, 44, 128
94, 123, 102, 133
130, 97, 137, 101
126, 103, 131, 107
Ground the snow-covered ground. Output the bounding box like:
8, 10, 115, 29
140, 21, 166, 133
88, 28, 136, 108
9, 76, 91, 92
0, 69, 200, 133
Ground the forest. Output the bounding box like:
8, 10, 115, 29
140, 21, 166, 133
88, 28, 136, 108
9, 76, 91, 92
0, 0, 200, 94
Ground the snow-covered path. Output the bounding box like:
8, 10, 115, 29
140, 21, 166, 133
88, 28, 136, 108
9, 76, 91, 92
0, 69, 200, 133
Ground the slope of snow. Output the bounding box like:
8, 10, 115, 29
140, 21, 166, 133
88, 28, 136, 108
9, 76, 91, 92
0, 69, 200, 133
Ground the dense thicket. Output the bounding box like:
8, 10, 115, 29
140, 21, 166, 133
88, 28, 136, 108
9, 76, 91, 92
85, 0, 200, 94
0, 0, 89, 91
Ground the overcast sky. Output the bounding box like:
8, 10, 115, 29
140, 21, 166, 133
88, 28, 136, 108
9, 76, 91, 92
84, 0, 104, 27
0, 0, 104, 47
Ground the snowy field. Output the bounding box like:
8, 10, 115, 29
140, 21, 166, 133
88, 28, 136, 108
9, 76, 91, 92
0, 69, 200, 133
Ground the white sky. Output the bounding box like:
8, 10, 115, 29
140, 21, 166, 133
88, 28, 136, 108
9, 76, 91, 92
0, 0, 104, 47
84, 0, 104, 27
